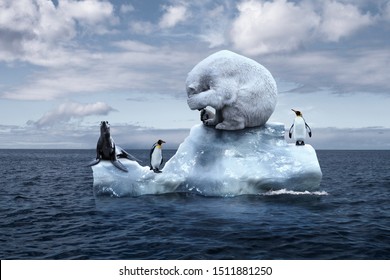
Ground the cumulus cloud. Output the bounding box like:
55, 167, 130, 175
198, 5, 231, 48
1, 0, 389, 111
230, 0, 376, 55
0, 0, 115, 62
28, 101, 116, 128
231, 0, 320, 55
128, 4, 190, 34
60, 0, 116, 32
159, 5, 189, 29
319, 1, 375, 41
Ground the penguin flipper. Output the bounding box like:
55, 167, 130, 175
288, 124, 294, 138
149, 144, 156, 168
111, 159, 128, 172
305, 122, 312, 137
86, 158, 101, 167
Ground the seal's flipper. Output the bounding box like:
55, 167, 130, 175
116, 146, 142, 163
111, 159, 128, 172
87, 158, 101, 167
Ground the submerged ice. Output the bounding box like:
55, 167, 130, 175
92, 123, 322, 197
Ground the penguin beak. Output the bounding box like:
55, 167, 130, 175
291, 109, 299, 116
291, 109, 302, 116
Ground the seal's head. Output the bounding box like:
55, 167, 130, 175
100, 121, 111, 137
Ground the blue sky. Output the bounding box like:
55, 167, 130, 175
0, 0, 389, 149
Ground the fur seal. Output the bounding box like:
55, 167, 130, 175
87, 121, 140, 172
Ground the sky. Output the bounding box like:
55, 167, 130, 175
0, 0, 389, 149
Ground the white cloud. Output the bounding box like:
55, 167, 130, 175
198, 5, 230, 48
59, 0, 115, 26
128, 4, 190, 34
129, 20, 156, 35
28, 101, 116, 128
0, 0, 72, 61
1, 0, 389, 150
319, 1, 375, 41
120, 3, 135, 14
230, 0, 377, 55
231, 0, 320, 55
0, 0, 115, 62
159, 5, 189, 29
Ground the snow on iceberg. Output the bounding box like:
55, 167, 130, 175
92, 123, 322, 197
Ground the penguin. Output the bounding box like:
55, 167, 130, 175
289, 109, 312, 146
150, 139, 166, 173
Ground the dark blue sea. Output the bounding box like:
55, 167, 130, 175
1, 149, 389, 259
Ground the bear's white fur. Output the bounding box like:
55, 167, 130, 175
186, 50, 277, 130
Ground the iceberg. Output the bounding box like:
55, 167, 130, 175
92, 51, 322, 197
92, 123, 322, 197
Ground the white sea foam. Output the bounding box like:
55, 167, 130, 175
263, 189, 328, 196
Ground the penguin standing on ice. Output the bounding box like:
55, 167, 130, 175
150, 140, 166, 173
289, 109, 312, 146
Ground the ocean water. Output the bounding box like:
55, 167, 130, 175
0, 149, 389, 260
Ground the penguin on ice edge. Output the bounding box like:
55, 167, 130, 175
150, 140, 166, 173
289, 109, 312, 146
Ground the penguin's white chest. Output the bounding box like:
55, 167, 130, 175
151, 147, 162, 168
293, 117, 306, 141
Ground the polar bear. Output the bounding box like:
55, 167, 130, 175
186, 50, 277, 130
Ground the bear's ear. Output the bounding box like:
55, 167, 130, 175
187, 83, 197, 94
188, 83, 196, 90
